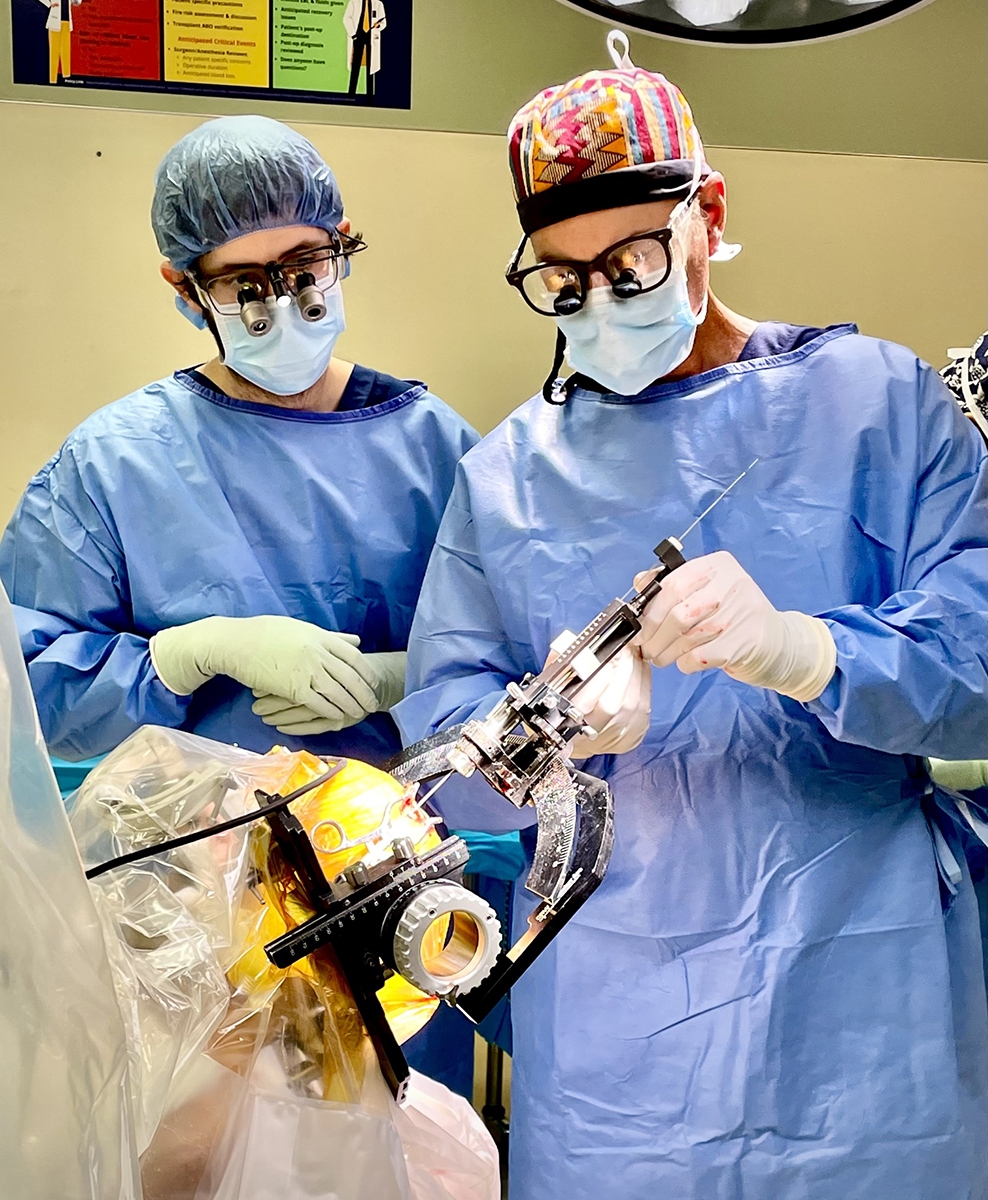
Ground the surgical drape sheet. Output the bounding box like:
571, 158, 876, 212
395, 328, 988, 1200
0, 372, 477, 762
0, 584, 138, 1200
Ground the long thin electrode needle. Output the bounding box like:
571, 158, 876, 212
677, 457, 760, 544
418, 773, 453, 807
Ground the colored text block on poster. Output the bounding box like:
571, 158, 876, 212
273, 0, 347, 92
165, 0, 269, 87
73, 0, 160, 79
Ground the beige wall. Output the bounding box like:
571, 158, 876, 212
1, 99, 985, 524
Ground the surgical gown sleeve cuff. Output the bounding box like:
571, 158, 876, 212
805, 616, 988, 760
149, 627, 210, 696
27, 632, 194, 760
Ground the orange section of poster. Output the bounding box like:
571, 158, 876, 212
164, 0, 269, 87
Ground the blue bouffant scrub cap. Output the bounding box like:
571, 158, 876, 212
151, 115, 344, 271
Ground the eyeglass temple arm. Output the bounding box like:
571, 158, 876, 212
505, 233, 528, 277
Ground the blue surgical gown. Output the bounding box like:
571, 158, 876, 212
1, 368, 477, 763
395, 327, 988, 1200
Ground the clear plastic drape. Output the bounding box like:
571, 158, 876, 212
68, 726, 498, 1200
0, 584, 139, 1200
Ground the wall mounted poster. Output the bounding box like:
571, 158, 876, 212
11, 0, 411, 107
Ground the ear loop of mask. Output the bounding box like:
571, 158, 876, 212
689, 139, 743, 263
175, 291, 208, 330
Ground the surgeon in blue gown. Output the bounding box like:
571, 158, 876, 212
395, 41, 988, 1200
0, 116, 477, 768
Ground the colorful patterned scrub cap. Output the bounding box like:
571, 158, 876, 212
508, 31, 707, 235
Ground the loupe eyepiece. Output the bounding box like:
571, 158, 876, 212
238, 286, 272, 337
611, 269, 643, 299
553, 285, 583, 317
295, 271, 327, 323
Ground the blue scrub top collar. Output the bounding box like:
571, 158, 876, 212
569, 324, 858, 406
174, 367, 426, 424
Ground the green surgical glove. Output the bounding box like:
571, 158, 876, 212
251, 651, 407, 735
149, 615, 379, 730
930, 759, 988, 793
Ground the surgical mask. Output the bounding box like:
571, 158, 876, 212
551, 150, 738, 398
557, 257, 706, 396
212, 283, 345, 396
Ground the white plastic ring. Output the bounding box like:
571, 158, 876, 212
392, 884, 501, 998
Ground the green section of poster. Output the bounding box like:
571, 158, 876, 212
273, 0, 349, 93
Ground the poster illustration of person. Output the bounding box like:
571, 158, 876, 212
40, 0, 81, 82
344, 0, 386, 98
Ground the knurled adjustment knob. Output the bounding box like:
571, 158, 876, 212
392, 883, 501, 998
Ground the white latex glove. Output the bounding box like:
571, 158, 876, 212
633, 551, 836, 702
547, 636, 651, 758
150, 615, 379, 729
251, 651, 408, 734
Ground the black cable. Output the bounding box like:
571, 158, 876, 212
85, 760, 345, 880
541, 328, 569, 405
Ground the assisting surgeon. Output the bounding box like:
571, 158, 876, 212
396, 35, 988, 1200
1, 116, 477, 765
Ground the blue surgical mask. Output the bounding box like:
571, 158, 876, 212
212, 283, 346, 396
556, 260, 706, 397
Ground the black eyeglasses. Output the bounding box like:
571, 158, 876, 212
191, 232, 366, 315
506, 227, 678, 317
505, 182, 702, 318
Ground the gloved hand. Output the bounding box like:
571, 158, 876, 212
633, 551, 836, 702
547, 635, 651, 758
251, 651, 408, 735
150, 615, 379, 730
930, 758, 988, 792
